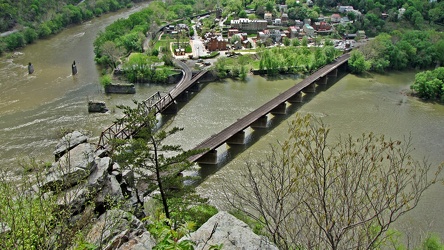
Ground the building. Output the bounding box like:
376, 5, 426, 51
279, 5, 288, 13
228, 29, 239, 37
288, 26, 300, 38
230, 19, 268, 31
331, 14, 341, 23
313, 21, 331, 32
338, 6, 354, 13
204, 33, 228, 51
264, 12, 273, 24
274, 18, 282, 25
303, 23, 315, 37
281, 13, 288, 25
357, 30, 366, 39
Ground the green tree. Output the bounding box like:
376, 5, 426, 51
410, 67, 444, 100
112, 104, 203, 220
224, 114, 443, 250
348, 50, 370, 73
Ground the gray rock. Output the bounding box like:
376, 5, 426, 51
57, 184, 89, 215
117, 232, 156, 250
95, 175, 124, 207
0, 222, 11, 235
86, 209, 148, 249
181, 211, 279, 250
88, 101, 108, 113
43, 143, 95, 191
54, 131, 88, 160
88, 157, 112, 190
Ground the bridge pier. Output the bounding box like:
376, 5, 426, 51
302, 83, 316, 93
197, 150, 218, 164
160, 102, 178, 114
227, 131, 245, 145
251, 115, 268, 129
176, 91, 189, 102
288, 91, 303, 103
188, 83, 201, 92
328, 68, 338, 77
271, 102, 287, 115
316, 76, 328, 85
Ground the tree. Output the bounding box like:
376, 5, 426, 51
349, 50, 370, 74
223, 114, 443, 250
112, 103, 203, 220
100, 41, 124, 69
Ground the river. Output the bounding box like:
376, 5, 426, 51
0, 3, 443, 245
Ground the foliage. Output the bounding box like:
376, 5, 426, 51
359, 30, 444, 72
100, 74, 113, 87
348, 50, 370, 74
112, 103, 204, 220
223, 113, 443, 250
122, 53, 173, 83
148, 215, 195, 250
410, 67, 444, 101
258, 46, 341, 75
0, 0, 140, 53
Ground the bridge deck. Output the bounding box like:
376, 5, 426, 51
188, 53, 350, 162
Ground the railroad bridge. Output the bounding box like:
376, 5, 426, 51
188, 53, 350, 164
96, 60, 208, 150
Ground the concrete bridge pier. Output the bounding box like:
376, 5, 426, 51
316, 76, 328, 85
251, 115, 268, 129
227, 131, 245, 145
160, 102, 178, 114
188, 82, 201, 92
328, 68, 338, 77
302, 83, 316, 93
197, 149, 217, 164
288, 91, 303, 103
271, 102, 286, 115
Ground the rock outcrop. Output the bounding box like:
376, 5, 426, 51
181, 211, 279, 250
38, 131, 278, 249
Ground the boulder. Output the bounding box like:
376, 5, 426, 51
54, 131, 88, 160
88, 157, 112, 190
86, 209, 149, 249
43, 143, 95, 191
117, 232, 156, 250
88, 101, 108, 113
95, 175, 124, 207
181, 211, 279, 250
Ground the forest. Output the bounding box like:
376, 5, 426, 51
0, 0, 146, 54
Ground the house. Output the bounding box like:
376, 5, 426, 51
242, 39, 252, 49
274, 18, 282, 25
331, 14, 341, 23
295, 20, 304, 27
357, 30, 366, 39
176, 23, 189, 31
279, 5, 288, 13
269, 29, 283, 43
257, 30, 270, 41
288, 26, 300, 38
281, 13, 288, 25
228, 29, 239, 37
398, 8, 406, 19
174, 48, 185, 56
313, 21, 331, 32
303, 23, 315, 37
338, 6, 354, 13
233, 40, 242, 50
306, 0, 313, 7
264, 12, 273, 24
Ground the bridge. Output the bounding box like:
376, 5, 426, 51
96, 60, 208, 150
188, 53, 350, 164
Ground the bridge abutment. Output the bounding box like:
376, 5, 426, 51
271, 102, 287, 115
251, 115, 268, 129
197, 149, 218, 164
227, 131, 245, 145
